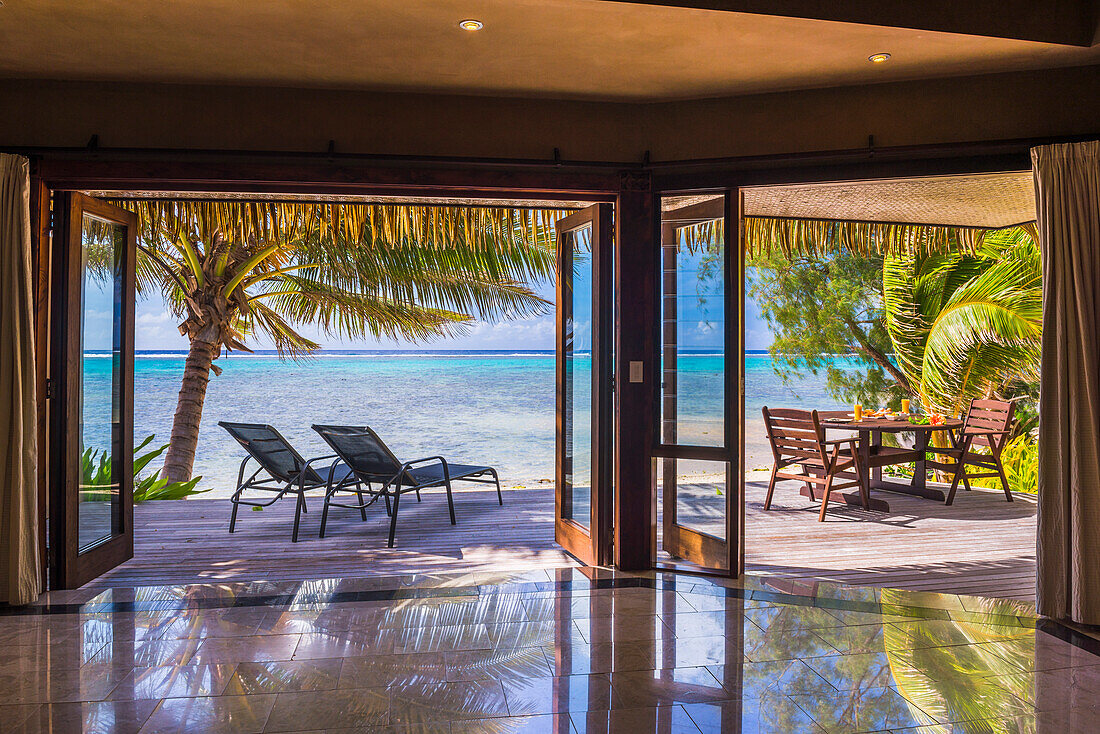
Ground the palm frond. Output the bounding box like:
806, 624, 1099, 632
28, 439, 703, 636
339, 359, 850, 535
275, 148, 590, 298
743, 217, 992, 258
883, 226, 1041, 413
244, 277, 473, 342
236, 302, 320, 359
920, 248, 1042, 413
105, 198, 566, 359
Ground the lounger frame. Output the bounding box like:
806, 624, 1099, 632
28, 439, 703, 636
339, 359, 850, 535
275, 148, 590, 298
312, 424, 502, 547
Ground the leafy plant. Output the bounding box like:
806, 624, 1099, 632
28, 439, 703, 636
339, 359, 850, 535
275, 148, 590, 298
971, 436, 1038, 495
746, 249, 908, 407
80, 434, 209, 502
882, 227, 1041, 417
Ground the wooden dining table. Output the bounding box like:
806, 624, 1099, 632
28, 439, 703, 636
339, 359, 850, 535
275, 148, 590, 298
814, 414, 964, 512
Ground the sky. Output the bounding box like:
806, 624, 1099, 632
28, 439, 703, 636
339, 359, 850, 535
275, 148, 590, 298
88, 269, 774, 352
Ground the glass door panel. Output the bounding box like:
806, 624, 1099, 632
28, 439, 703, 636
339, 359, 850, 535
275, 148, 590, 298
655, 193, 737, 572
661, 215, 726, 447
51, 192, 137, 588
79, 214, 126, 552
555, 204, 613, 566
563, 224, 593, 529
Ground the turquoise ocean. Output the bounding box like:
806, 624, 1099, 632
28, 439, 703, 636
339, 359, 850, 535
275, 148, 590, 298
104, 350, 858, 495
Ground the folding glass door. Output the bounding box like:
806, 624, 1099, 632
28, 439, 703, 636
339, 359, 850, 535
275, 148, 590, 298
653, 192, 740, 573
555, 204, 614, 566
49, 192, 137, 588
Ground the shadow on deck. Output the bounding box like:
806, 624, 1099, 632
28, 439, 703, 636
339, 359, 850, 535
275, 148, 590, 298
91, 486, 576, 588
739, 473, 1037, 601
89, 476, 1037, 603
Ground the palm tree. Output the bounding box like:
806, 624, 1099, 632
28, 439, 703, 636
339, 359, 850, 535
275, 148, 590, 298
744, 218, 1042, 415
107, 200, 562, 483
882, 226, 1042, 416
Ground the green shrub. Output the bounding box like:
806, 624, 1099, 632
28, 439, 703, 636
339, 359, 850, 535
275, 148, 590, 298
971, 436, 1038, 495
80, 434, 210, 502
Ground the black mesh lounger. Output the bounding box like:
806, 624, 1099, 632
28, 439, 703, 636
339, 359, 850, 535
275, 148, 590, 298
219, 422, 358, 543
311, 424, 502, 547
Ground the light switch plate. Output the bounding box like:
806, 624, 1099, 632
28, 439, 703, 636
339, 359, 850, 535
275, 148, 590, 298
629, 361, 644, 383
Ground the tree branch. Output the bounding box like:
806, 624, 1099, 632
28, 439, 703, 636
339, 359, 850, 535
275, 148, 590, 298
842, 316, 912, 393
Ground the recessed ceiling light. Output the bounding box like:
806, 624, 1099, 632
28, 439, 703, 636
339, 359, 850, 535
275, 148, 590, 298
868, 52, 891, 64
459, 19, 484, 31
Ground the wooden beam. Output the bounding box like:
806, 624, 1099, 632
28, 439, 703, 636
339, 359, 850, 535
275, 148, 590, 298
33, 156, 623, 200
614, 172, 657, 571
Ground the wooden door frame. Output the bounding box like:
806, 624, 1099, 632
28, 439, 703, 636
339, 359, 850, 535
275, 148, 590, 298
49, 192, 138, 588
651, 192, 739, 574
22, 142, 1040, 586
554, 204, 614, 566
653, 156, 1037, 581
29, 156, 631, 585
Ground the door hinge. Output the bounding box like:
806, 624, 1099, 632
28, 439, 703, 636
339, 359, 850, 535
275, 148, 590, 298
45, 378, 53, 400
610, 374, 616, 392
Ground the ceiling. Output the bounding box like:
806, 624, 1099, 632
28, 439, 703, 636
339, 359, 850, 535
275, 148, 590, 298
743, 172, 1037, 228
3, 0, 1099, 102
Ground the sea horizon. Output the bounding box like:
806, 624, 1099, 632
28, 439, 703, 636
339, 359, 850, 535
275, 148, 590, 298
83, 350, 858, 497
113, 348, 778, 355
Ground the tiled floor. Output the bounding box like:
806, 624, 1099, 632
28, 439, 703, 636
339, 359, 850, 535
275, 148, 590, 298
2, 569, 1097, 733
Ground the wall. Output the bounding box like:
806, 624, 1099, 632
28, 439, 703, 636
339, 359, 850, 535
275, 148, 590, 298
3, 64, 1100, 164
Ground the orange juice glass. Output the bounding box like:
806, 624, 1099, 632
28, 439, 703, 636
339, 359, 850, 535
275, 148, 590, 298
901, 398, 910, 414
854, 404, 863, 421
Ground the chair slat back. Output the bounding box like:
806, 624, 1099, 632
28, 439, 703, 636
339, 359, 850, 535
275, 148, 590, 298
961, 399, 1014, 449
761, 407, 827, 465
312, 425, 407, 483
219, 422, 318, 484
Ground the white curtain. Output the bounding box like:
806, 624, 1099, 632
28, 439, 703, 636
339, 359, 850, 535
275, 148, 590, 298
0, 153, 41, 605
1032, 141, 1100, 625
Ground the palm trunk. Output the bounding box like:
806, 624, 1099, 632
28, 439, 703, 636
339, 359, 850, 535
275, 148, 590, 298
163, 337, 218, 483
843, 316, 913, 394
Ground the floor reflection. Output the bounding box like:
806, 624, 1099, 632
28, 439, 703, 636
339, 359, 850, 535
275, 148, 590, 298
0, 568, 1094, 732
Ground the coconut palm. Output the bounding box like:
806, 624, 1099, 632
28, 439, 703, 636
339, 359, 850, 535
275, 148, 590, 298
882, 226, 1042, 416
105, 200, 561, 483
742, 219, 995, 407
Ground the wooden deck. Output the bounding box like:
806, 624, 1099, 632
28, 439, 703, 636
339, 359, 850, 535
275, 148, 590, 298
87, 477, 1038, 602
739, 472, 1037, 601
91, 486, 578, 588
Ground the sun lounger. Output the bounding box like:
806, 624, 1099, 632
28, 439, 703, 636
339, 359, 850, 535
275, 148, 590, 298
219, 421, 354, 542
311, 424, 502, 547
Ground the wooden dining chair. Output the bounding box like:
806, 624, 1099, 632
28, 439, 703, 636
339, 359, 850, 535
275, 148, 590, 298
930, 398, 1016, 505
761, 407, 869, 521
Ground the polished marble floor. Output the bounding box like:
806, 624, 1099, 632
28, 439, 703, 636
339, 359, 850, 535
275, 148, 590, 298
1, 569, 1097, 733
